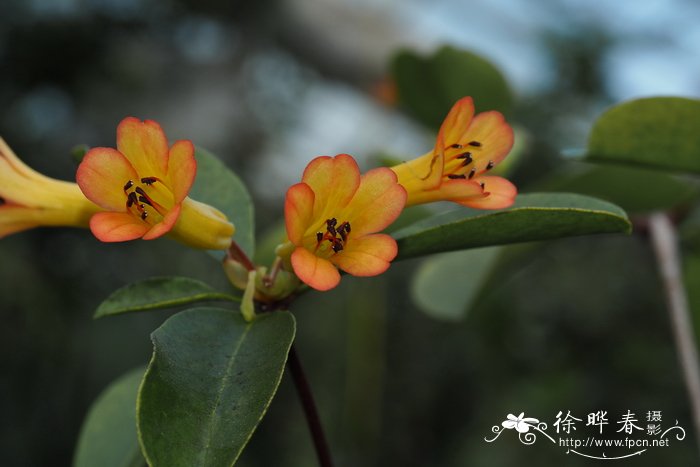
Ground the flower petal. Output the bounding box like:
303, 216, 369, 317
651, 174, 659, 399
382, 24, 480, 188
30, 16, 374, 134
285, 182, 315, 245
143, 203, 182, 240
331, 233, 397, 277
167, 140, 196, 204
89, 211, 149, 242
464, 111, 514, 172
77, 148, 138, 211
404, 178, 485, 206
116, 117, 169, 178
342, 167, 406, 236
291, 246, 341, 291
439, 96, 475, 146
302, 154, 360, 223
460, 176, 517, 209
516, 423, 531, 433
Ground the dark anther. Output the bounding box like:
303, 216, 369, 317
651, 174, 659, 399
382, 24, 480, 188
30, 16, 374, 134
345, 222, 351, 233
456, 152, 472, 159
135, 187, 147, 197
339, 230, 347, 242
486, 160, 494, 170
141, 211, 148, 220
141, 177, 158, 185
326, 218, 337, 236
450, 143, 463, 149
138, 196, 153, 207
458, 153, 473, 166
448, 174, 467, 179
480, 182, 486, 190
123, 180, 134, 191
468, 168, 476, 179
331, 242, 344, 253
316, 232, 323, 243
126, 191, 138, 208
468, 141, 482, 147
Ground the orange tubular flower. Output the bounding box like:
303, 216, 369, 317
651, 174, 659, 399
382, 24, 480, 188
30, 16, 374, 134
285, 154, 407, 291
391, 97, 517, 209
76, 117, 234, 250
0, 138, 101, 238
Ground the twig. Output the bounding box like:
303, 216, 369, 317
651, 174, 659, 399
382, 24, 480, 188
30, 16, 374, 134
287, 345, 335, 467
648, 212, 700, 455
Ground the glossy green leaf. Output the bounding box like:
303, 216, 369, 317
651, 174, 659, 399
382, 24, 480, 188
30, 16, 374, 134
586, 97, 700, 173
137, 308, 296, 467
73, 367, 146, 467
191, 147, 255, 257
391, 46, 513, 129
537, 163, 698, 213
393, 193, 631, 260
412, 247, 502, 321
95, 277, 238, 319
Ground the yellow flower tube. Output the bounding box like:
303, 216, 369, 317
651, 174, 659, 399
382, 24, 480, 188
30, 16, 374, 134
0, 138, 100, 238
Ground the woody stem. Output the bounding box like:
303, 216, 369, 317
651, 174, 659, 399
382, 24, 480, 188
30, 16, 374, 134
648, 212, 700, 456
287, 345, 334, 467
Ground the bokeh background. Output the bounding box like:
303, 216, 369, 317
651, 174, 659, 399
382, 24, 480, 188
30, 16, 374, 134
2, 0, 700, 465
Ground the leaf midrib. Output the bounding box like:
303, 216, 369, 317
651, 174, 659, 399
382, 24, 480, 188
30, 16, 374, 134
198, 321, 253, 466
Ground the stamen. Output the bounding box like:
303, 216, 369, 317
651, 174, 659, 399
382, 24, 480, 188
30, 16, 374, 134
138, 196, 153, 207
468, 168, 476, 179
458, 153, 473, 166
345, 222, 351, 233
486, 160, 494, 170
123, 180, 134, 192
141, 211, 148, 220
141, 177, 159, 185
448, 174, 467, 179
126, 191, 138, 208
450, 143, 463, 149
316, 232, 323, 243
326, 218, 337, 236
331, 241, 344, 253
480, 182, 486, 190
468, 141, 482, 147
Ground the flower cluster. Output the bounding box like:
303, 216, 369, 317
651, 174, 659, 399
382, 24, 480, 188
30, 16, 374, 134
1, 97, 516, 294
283, 97, 516, 291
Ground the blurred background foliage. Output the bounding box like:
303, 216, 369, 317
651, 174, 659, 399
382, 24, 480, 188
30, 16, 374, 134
2, 0, 700, 465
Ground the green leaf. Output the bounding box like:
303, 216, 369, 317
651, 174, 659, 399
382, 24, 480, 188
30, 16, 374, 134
411, 247, 502, 321
95, 277, 238, 319
73, 367, 146, 467
585, 97, 700, 173
137, 308, 296, 467
684, 253, 700, 341
191, 147, 255, 258
537, 163, 699, 213
391, 45, 513, 129
393, 193, 631, 260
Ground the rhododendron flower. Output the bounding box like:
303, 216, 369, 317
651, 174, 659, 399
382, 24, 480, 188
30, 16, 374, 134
391, 97, 517, 209
285, 154, 406, 291
0, 138, 100, 238
77, 117, 234, 250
